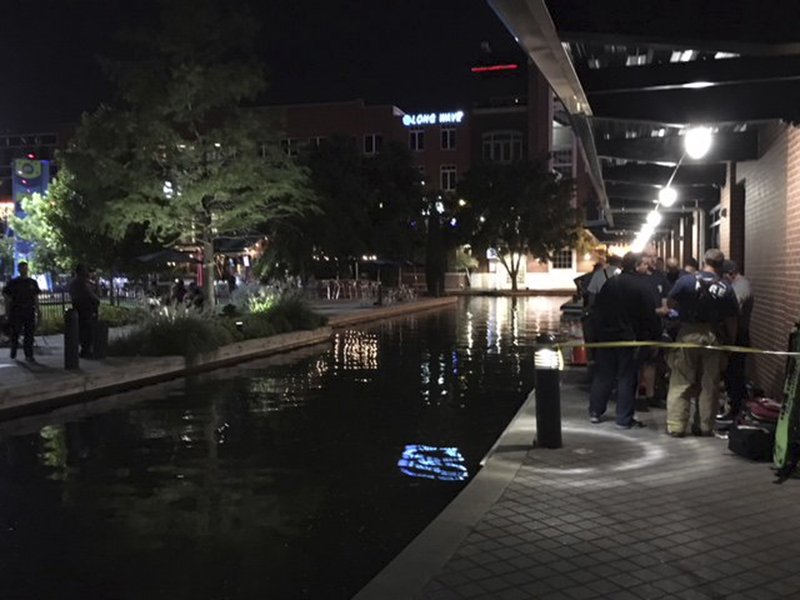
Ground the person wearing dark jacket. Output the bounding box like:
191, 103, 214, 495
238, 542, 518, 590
588, 252, 661, 428
2, 261, 40, 361
69, 264, 100, 358
665, 249, 738, 436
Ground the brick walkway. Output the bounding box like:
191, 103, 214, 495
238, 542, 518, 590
361, 375, 800, 600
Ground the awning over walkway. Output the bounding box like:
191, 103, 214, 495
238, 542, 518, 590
489, 0, 800, 241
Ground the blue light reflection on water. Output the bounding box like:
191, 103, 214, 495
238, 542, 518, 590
0, 296, 569, 600
398, 444, 468, 482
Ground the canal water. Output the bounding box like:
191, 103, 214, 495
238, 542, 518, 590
0, 296, 570, 600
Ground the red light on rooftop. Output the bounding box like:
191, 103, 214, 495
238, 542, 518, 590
26, 153, 35, 159
470, 64, 519, 73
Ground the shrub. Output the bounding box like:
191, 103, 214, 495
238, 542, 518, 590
230, 294, 326, 340
240, 313, 277, 339
265, 294, 327, 331
109, 311, 235, 358
37, 302, 143, 335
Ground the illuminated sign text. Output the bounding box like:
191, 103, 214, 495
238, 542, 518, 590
402, 110, 465, 127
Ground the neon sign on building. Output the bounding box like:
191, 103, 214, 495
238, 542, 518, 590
402, 110, 465, 127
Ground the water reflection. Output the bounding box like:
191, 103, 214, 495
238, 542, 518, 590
398, 444, 468, 482
0, 296, 568, 600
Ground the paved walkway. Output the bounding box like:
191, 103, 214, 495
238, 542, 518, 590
359, 373, 800, 600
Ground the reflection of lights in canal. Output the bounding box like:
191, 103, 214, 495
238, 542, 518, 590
332, 330, 379, 372
397, 444, 468, 481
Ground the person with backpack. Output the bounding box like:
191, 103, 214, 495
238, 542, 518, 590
664, 249, 739, 437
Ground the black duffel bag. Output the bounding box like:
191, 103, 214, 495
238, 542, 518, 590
728, 420, 775, 462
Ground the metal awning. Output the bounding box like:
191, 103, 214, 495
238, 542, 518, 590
489, 0, 800, 241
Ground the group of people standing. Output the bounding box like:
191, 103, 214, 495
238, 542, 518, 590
586, 247, 753, 437
2, 262, 100, 361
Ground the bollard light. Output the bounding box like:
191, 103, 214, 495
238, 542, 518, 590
534, 346, 563, 370
534, 333, 563, 449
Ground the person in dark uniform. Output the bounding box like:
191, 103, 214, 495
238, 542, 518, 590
665, 249, 738, 437
2, 261, 41, 361
588, 252, 661, 428
69, 264, 100, 358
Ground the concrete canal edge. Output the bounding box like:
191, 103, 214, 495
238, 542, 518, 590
354, 387, 539, 600
0, 296, 458, 418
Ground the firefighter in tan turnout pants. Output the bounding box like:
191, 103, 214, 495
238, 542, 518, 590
664, 249, 739, 437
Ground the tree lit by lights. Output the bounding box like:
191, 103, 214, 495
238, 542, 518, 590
397, 445, 468, 481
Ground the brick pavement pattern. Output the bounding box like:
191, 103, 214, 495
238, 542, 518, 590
420, 386, 800, 600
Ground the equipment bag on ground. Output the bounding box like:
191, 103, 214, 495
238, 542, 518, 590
728, 420, 775, 461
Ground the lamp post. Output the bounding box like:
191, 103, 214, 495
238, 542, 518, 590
534, 333, 563, 448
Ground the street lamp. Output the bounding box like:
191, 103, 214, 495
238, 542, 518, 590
658, 186, 678, 207
684, 126, 713, 159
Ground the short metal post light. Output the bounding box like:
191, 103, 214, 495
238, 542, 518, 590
534, 333, 563, 449
63, 309, 80, 370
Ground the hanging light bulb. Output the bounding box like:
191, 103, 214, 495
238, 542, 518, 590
646, 210, 662, 227
684, 126, 713, 159
658, 186, 678, 207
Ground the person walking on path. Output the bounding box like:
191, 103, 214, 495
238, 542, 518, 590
69, 264, 100, 359
2, 261, 41, 361
665, 249, 738, 437
588, 252, 661, 428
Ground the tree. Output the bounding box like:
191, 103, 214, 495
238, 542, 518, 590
452, 247, 479, 288
260, 137, 424, 281
456, 161, 579, 292
363, 140, 425, 262
65, 0, 317, 304
10, 171, 162, 280
8, 192, 64, 274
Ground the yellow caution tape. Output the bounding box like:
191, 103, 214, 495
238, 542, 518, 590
551, 339, 800, 357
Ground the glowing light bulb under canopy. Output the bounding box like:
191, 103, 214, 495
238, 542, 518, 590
659, 186, 678, 207
646, 210, 662, 227
684, 126, 713, 159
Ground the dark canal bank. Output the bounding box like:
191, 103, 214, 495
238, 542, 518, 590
0, 296, 569, 600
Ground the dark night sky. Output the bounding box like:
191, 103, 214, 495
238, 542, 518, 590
1, 0, 519, 133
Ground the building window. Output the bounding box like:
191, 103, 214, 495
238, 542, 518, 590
441, 127, 456, 150
364, 133, 383, 155
708, 204, 722, 250
308, 136, 326, 147
440, 165, 457, 191
281, 138, 299, 157
409, 129, 424, 152
481, 131, 523, 163
551, 249, 574, 270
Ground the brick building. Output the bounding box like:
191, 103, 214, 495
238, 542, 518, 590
492, 0, 800, 394
266, 59, 596, 292
717, 125, 800, 393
